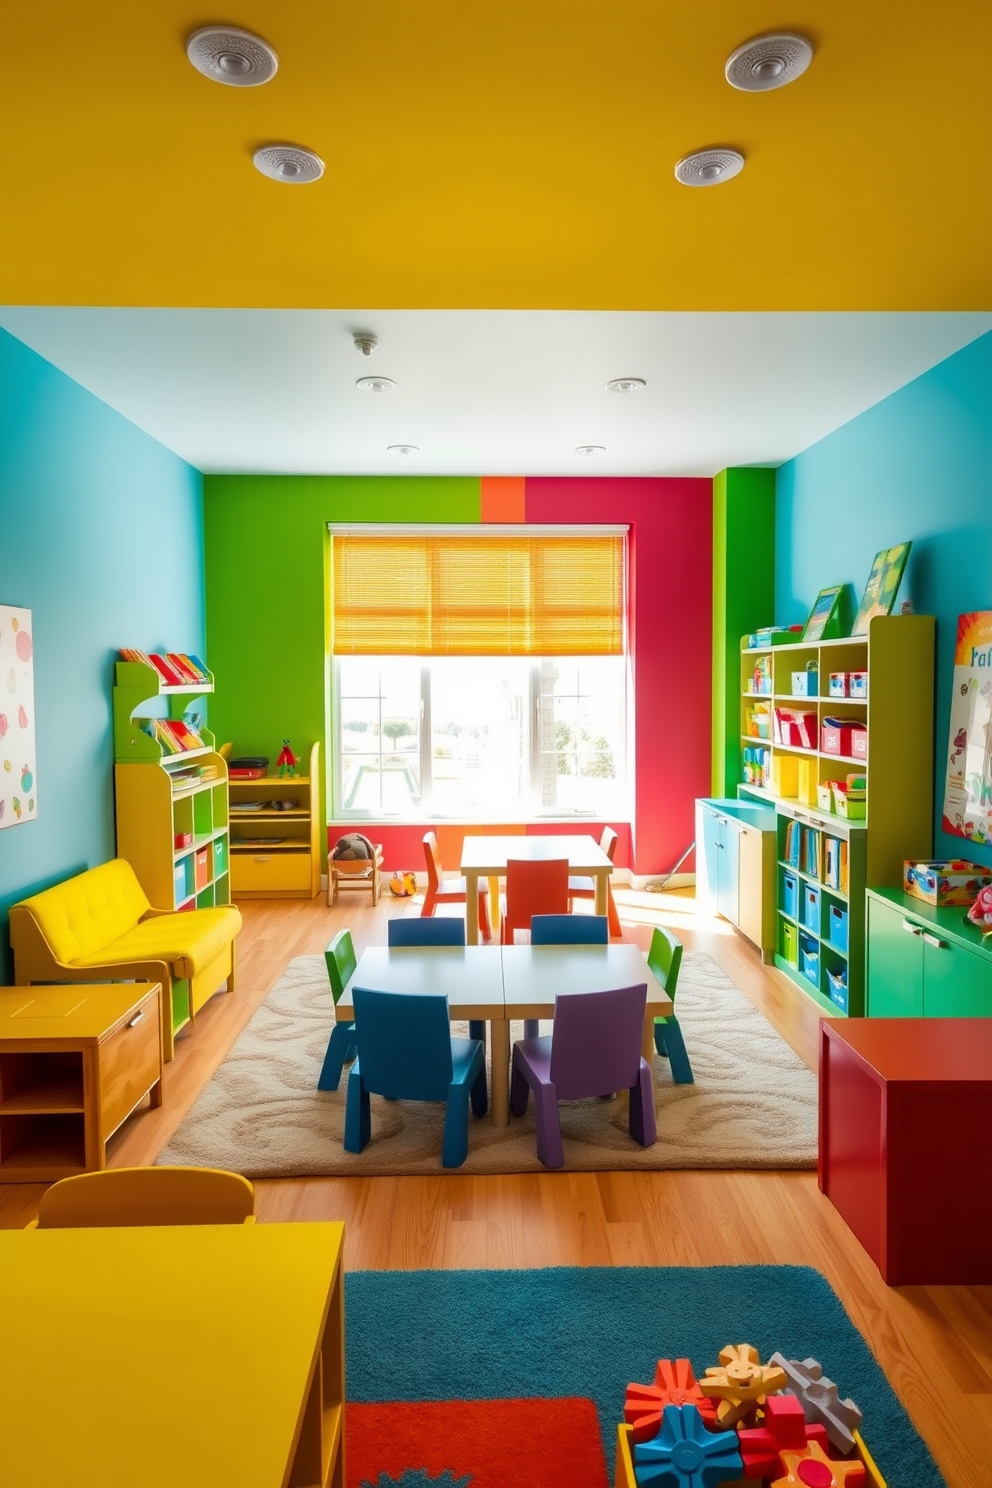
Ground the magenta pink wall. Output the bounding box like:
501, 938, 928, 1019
526, 478, 712, 875
328, 476, 713, 877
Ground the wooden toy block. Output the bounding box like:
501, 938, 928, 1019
699, 1343, 788, 1429
633, 1403, 743, 1488
767, 1355, 864, 1456
624, 1358, 719, 1442
772, 1439, 866, 1487
737, 1394, 831, 1479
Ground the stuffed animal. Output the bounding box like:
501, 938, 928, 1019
331, 832, 376, 862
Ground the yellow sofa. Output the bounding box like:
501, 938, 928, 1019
10, 859, 242, 1061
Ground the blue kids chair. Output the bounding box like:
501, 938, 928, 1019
316, 929, 359, 1091
530, 914, 609, 945
344, 988, 488, 1167
386, 917, 483, 1039
646, 925, 694, 1084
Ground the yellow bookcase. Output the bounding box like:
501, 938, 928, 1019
230, 741, 322, 899
113, 661, 232, 1037
737, 614, 935, 1016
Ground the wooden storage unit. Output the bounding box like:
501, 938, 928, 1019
230, 741, 322, 899
695, 798, 776, 957
866, 887, 992, 1016
0, 982, 162, 1181
114, 658, 231, 914
737, 615, 935, 1016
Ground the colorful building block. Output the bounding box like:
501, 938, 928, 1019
633, 1404, 743, 1487
767, 1355, 864, 1455
737, 1394, 831, 1479
772, 1439, 866, 1487
625, 1359, 719, 1443
699, 1344, 787, 1429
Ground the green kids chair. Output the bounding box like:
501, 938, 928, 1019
646, 925, 694, 1084
317, 928, 359, 1091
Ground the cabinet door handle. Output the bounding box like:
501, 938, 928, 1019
254, 855, 271, 862
901, 920, 922, 935
127, 1012, 145, 1028
922, 932, 947, 949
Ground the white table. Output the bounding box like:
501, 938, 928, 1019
342, 943, 672, 1128
459, 834, 614, 944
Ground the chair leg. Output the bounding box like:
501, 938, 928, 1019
628, 1057, 657, 1147
510, 1050, 531, 1117
317, 1021, 357, 1092
607, 883, 622, 938
654, 1020, 669, 1059
523, 1019, 540, 1039
659, 1015, 694, 1084
468, 1019, 486, 1045
443, 1083, 471, 1167
469, 1060, 489, 1118
478, 889, 492, 942
421, 889, 437, 919
343, 1062, 371, 1152
533, 1084, 565, 1169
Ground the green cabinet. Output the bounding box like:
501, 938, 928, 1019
866, 889, 992, 1017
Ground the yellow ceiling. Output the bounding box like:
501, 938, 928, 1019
2, 2, 991, 310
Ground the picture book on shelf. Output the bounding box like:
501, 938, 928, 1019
119, 649, 211, 688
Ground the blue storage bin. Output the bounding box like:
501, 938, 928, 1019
799, 932, 819, 985
827, 902, 848, 950
782, 872, 799, 921
173, 859, 190, 906
826, 964, 848, 1011
802, 883, 820, 932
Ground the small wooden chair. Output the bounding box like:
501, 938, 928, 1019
30, 1166, 255, 1227
328, 843, 383, 906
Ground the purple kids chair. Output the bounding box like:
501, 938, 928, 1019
509, 983, 656, 1169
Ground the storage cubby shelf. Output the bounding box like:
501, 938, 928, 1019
229, 745, 321, 900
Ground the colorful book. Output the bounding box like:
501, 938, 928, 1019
147, 654, 186, 687
183, 654, 211, 682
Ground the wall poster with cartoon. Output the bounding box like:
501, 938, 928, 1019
0, 605, 37, 830
943, 611, 992, 848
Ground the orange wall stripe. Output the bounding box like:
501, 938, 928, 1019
481, 477, 526, 523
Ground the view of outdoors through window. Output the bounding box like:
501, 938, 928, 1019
336, 656, 626, 819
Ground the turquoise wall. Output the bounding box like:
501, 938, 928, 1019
0, 329, 205, 979
776, 329, 992, 863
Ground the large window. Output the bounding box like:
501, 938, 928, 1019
335, 655, 627, 819
331, 526, 628, 821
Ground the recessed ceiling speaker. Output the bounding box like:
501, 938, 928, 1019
186, 26, 279, 86
674, 148, 745, 187
606, 377, 646, 394
356, 376, 397, 393
725, 32, 813, 92
253, 145, 325, 183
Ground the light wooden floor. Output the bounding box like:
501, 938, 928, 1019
2, 888, 989, 1486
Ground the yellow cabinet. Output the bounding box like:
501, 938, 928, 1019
229, 742, 322, 899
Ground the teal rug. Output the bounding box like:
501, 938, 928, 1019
344, 1265, 944, 1486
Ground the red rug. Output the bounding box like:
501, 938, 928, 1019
346, 1397, 609, 1488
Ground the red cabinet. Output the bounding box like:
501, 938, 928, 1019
818, 1018, 992, 1284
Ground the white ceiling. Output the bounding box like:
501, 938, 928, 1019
1, 308, 990, 477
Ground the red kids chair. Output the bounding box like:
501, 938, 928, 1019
421, 831, 492, 941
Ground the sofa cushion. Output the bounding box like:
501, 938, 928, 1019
71, 906, 243, 979
18, 859, 151, 965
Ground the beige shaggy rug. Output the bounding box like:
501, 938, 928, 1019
158, 951, 817, 1176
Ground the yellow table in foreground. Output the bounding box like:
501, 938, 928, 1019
0, 1221, 345, 1488
459, 833, 613, 944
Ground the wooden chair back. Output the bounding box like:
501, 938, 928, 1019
35, 1166, 255, 1228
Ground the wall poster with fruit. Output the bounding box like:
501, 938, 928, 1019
0, 605, 36, 830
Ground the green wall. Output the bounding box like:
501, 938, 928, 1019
711, 468, 776, 795
203, 476, 480, 856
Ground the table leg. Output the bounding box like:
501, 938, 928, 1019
465, 871, 480, 944
490, 1018, 510, 1126
642, 1012, 658, 1106
488, 875, 501, 939
594, 873, 608, 918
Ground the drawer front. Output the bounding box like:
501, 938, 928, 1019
232, 850, 312, 893
866, 897, 923, 1016
99, 991, 161, 1139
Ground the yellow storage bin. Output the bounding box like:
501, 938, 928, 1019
231, 851, 313, 895
771, 753, 799, 797
797, 756, 819, 806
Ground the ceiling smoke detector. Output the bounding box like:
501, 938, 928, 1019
388, 444, 419, 456
674, 148, 745, 187
253, 145, 324, 183
186, 26, 279, 87
356, 376, 397, 393
725, 32, 813, 92
353, 334, 378, 356
575, 445, 606, 457
606, 377, 646, 394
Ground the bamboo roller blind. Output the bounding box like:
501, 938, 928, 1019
332, 533, 624, 655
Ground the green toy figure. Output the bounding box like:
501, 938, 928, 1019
276, 739, 298, 777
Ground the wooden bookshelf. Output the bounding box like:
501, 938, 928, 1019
737, 615, 935, 1016
230, 742, 322, 900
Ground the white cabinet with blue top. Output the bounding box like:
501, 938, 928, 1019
695, 798, 777, 958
